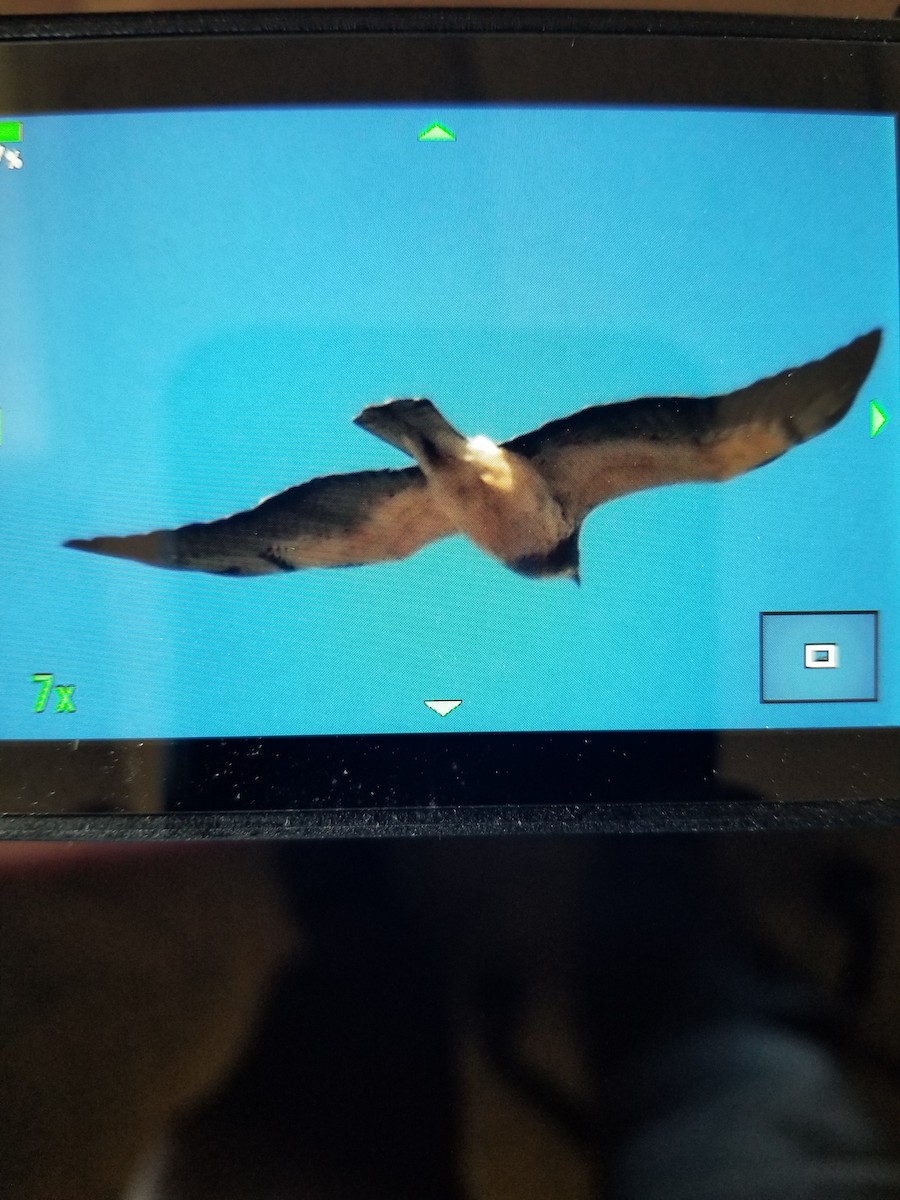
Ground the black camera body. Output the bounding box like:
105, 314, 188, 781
1, 9, 898, 837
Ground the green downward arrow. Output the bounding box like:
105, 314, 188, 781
870, 400, 888, 438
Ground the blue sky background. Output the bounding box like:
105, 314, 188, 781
0, 106, 897, 739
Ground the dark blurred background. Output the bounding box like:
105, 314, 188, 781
4, 829, 900, 1199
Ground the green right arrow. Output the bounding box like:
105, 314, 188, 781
870, 400, 888, 438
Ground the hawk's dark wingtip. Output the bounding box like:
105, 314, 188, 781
847, 327, 882, 373
813, 326, 883, 434
762, 326, 885, 446
63, 532, 172, 567
807, 327, 882, 389
64, 535, 120, 556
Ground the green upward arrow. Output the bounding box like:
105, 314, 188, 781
870, 400, 888, 438
419, 123, 456, 142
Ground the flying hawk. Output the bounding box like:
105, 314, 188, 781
65, 330, 881, 583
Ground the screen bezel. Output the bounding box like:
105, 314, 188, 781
2, 8, 899, 837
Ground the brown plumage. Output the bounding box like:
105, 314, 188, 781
65, 330, 881, 582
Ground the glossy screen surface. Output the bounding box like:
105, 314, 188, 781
1, 106, 897, 744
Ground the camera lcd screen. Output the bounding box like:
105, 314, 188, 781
0, 15, 898, 832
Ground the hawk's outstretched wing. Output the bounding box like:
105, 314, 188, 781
504, 330, 881, 523
65, 466, 454, 575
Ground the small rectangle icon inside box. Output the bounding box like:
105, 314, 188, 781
805, 642, 839, 669
760, 611, 877, 703
0, 122, 22, 143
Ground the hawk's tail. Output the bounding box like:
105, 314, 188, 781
354, 397, 468, 465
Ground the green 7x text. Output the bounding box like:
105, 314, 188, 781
32, 674, 77, 713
